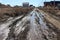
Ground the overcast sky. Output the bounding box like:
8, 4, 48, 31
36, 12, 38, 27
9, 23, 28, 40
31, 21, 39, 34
0, 0, 60, 7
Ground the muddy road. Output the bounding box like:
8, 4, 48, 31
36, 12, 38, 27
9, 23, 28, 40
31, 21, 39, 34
0, 8, 59, 40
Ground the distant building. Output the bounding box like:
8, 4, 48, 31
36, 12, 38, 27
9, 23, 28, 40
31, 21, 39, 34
44, 1, 60, 7
23, 2, 29, 7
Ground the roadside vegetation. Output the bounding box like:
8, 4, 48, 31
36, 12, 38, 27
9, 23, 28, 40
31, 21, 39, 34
0, 3, 34, 22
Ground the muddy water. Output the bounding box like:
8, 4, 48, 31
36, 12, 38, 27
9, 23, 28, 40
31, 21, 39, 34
0, 8, 57, 40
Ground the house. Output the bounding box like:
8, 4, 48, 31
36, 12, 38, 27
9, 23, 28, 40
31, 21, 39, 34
23, 2, 29, 7
44, 1, 60, 7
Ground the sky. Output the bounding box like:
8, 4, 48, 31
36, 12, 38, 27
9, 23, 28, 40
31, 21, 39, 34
0, 0, 60, 7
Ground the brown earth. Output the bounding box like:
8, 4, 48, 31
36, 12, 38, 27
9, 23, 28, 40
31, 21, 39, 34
39, 10, 60, 40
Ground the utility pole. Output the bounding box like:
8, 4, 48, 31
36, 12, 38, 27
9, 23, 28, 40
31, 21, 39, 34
54, 0, 55, 8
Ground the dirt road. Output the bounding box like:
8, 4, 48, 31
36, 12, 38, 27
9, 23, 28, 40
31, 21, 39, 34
0, 8, 58, 40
